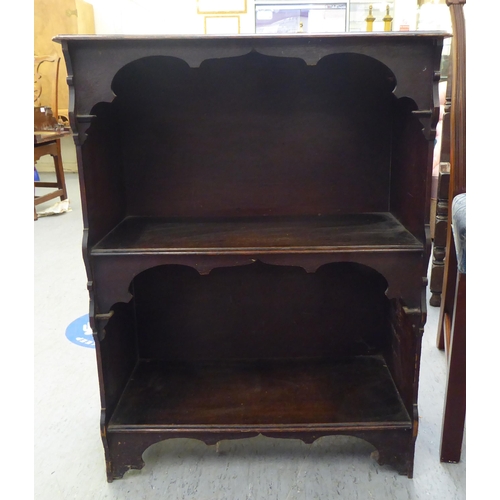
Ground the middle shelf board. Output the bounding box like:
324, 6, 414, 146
92, 213, 423, 256
108, 355, 411, 431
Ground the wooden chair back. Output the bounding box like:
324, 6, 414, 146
436, 0, 466, 464
446, 0, 466, 197
34, 54, 69, 219
34, 54, 61, 130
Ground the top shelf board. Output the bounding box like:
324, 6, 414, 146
54, 32, 451, 42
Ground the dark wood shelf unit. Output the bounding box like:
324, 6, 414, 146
56, 32, 448, 481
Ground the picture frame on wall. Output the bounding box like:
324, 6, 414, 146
197, 0, 247, 15
255, 3, 347, 33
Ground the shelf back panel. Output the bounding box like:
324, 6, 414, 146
130, 261, 392, 361
90, 52, 396, 218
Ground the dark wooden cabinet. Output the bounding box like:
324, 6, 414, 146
56, 33, 448, 481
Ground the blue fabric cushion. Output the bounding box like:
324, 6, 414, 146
452, 193, 466, 274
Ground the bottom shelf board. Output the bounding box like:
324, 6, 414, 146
108, 356, 411, 432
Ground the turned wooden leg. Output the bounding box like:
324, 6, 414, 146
429, 163, 450, 308
429, 208, 447, 308
429, 240, 445, 307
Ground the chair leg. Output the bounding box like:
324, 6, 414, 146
436, 228, 458, 351
34, 179, 38, 220
436, 309, 445, 351
439, 272, 466, 463
53, 140, 68, 201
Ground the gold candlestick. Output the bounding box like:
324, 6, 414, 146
365, 5, 376, 32
383, 5, 393, 32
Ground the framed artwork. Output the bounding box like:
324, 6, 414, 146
197, 0, 247, 14
204, 15, 241, 34
255, 3, 347, 33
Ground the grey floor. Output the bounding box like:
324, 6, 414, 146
34, 173, 466, 499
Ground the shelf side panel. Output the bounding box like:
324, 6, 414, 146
80, 102, 127, 248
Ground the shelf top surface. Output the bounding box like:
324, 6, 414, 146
54, 32, 451, 44
92, 213, 423, 255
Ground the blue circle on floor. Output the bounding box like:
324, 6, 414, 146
65, 314, 95, 348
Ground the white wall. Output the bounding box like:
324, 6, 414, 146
86, 0, 257, 34
87, 0, 197, 34
84, 1, 453, 36
417, 1, 452, 31
393, 0, 419, 31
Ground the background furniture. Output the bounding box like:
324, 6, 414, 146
34, 55, 70, 220
429, 55, 452, 307
34, 0, 95, 120
436, 0, 466, 463
429, 161, 450, 306
57, 32, 447, 481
